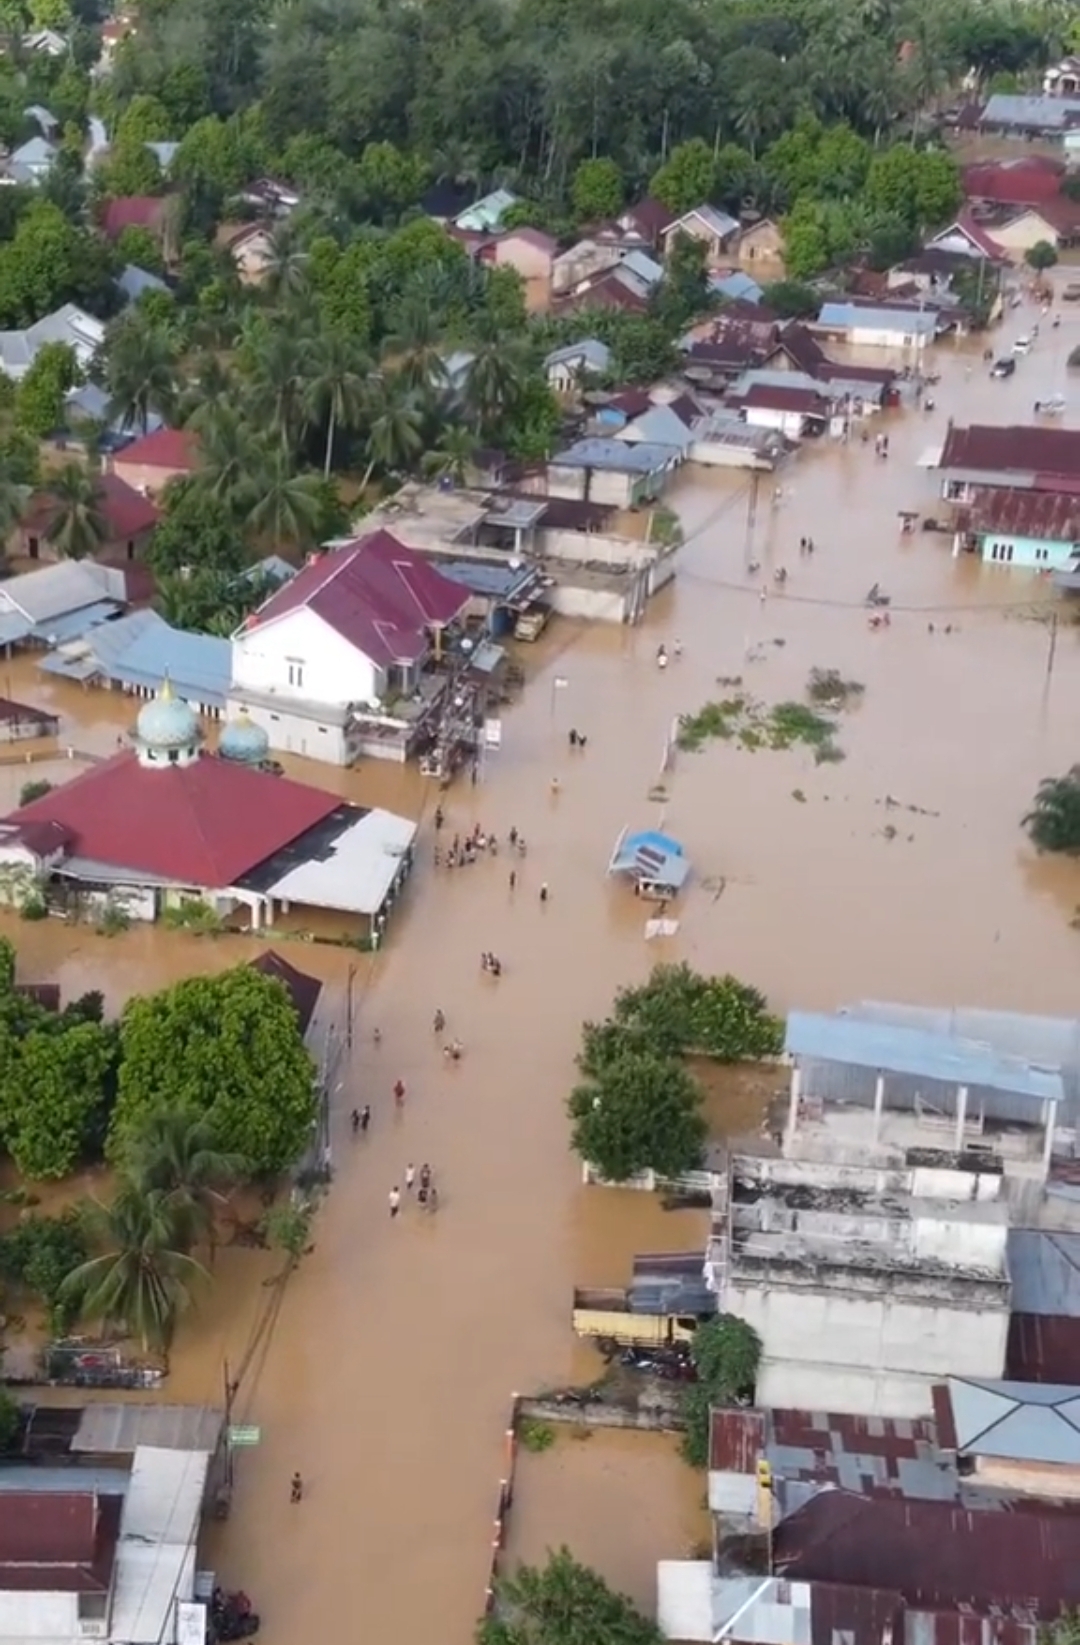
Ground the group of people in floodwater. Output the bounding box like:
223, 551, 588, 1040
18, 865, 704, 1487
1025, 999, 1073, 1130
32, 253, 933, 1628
432, 807, 529, 869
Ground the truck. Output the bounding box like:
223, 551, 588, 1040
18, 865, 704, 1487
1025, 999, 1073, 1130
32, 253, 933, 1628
514, 603, 551, 642
572, 1288, 707, 1349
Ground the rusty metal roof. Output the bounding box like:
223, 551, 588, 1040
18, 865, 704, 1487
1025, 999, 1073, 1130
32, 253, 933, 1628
774, 1492, 1080, 1615
1006, 1312, 1080, 1383
711, 1408, 767, 1472
958, 486, 1080, 543
940, 423, 1080, 480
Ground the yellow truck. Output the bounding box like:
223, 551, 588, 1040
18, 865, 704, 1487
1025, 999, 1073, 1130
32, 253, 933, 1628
572, 1287, 704, 1349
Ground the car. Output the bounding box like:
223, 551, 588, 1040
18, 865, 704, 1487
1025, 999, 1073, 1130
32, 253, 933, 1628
1064, 284, 1080, 302
1012, 336, 1033, 355
990, 357, 1016, 378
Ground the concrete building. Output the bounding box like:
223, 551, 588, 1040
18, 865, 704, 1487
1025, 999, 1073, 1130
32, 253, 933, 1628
546, 438, 676, 507
952, 486, 1080, 571
816, 300, 939, 349
708, 1151, 1012, 1417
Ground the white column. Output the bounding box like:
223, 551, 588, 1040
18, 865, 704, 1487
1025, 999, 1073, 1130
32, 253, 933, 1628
250, 898, 261, 932
784, 1065, 801, 1152
954, 1084, 969, 1150
1043, 1099, 1057, 1178
872, 1073, 885, 1142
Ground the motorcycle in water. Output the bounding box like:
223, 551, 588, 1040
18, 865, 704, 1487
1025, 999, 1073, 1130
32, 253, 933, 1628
211, 1591, 260, 1643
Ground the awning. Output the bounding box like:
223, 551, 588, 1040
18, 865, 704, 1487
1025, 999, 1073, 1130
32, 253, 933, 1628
918, 443, 945, 469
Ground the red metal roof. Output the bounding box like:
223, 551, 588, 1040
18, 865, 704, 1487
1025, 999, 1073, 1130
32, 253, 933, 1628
8, 753, 341, 889
249, 949, 322, 1036
963, 160, 1064, 206
930, 214, 1005, 260
774, 1491, 1080, 1615
607, 388, 653, 417
101, 196, 166, 239
23, 474, 158, 543
0, 1492, 121, 1592
739, 383, 829, 414
956, 486, 1080, 542
620, 197, 675, 241
246, 530, 468, 668
112, 427, 197, 473
710, 1407, 767, 1472
499, 226, 557, 255
1006, 1312, 1080, 1383
809, 1582, 904, 1645
941, 423, 1080, 481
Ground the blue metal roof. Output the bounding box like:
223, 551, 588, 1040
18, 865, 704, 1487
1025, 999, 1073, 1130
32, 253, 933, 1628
31, 600, 120, 644
437, 559, 538, 600
1007, 1230, 1080, 1316
784, 1010, 1064, 1105
983, 93, 1080, 129
710, 270, 764, 303
553, 438, 675, 473
0, 611, 33, 647
112, 625, 231, 707
818, 302, 938, 337
610, 827, 690, 888
946, 1375, 1080, 1464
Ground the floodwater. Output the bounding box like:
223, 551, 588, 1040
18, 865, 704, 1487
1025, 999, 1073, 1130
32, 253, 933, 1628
5, 277, 1080, 1641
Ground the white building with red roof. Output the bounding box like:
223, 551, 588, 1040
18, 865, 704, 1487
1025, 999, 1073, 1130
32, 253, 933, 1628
0, 681, 417, 932
229, 530, 470, 765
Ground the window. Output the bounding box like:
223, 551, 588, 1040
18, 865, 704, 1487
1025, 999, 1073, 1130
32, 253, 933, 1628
287, 659, 304, 689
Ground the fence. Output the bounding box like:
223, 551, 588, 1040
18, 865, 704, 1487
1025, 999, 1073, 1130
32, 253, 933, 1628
482, 1394, 522, 1617
580, 1161, 719, 1195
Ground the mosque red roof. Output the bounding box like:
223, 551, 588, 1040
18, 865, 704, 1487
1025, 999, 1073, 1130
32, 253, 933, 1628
7, 752, 340, 888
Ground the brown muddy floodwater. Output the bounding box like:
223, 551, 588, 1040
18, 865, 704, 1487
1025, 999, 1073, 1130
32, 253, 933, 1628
5, 277, 1080, 1642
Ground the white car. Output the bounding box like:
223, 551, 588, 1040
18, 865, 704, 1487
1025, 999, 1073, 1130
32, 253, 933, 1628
1012, 336, 1034, 355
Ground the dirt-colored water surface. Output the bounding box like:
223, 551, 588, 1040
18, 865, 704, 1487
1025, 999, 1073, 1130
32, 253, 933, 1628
5, 281, 1080, 1642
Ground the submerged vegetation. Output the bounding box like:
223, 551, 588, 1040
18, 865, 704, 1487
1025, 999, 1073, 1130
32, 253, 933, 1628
677, 694, 843, 763
1025, 767, 1080, 857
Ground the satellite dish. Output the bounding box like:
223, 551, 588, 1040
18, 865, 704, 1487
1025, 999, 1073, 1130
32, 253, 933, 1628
508, 557, 522, 571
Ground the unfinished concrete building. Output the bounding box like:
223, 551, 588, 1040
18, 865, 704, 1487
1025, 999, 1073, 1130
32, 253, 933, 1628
707, 1153, 1012, 1418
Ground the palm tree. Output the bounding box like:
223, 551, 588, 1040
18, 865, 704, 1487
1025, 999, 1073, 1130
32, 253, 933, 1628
303, 331, 370, 477
61, 1180, 208, 1353
463, 318, 527, 436
383, 296, 448, 397
244, 448, 323, 550
178, 354, 235, 428
260, 224, 310, 304
0, 460, 29, 542
422, 422, 479, 484
245, 329, 310, 452
192, 403, 264, 517
105, 311, 180, 434
126, 1106, 248, 1257
361, 374, 424, 487
1024, 767, 1080, 855
43, 465, 108, 561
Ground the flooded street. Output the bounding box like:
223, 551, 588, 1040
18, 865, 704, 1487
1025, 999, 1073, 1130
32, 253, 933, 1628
5, 285, 1080, 1641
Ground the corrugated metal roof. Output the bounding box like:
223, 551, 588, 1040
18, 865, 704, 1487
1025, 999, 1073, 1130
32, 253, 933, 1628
111, 622, 231, 708
784, 1011, 1064, 1105
32, 600, 121, 644
983, 93, 1080, 130
818, 303, 938, 336
1007, 1231, 1080, 1316
552, 437, 676, 473
1006, 1313, 1080, 1383
71, 1404, 224, 1455
711, 1408, 767, 1472
111, 1446, 208, 1645
617, 403, 696, 451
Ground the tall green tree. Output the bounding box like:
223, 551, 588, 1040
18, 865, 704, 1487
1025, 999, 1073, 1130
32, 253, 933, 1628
0, 1020, 118, 1180
303, 330, 369, 476
480, 1549, 663, 1645
1025, 768, 1080, 856
243, 448, 323, 550
362, 372, 423, 484
124, 1105, 248, 1254
567, 1048, 706, 1182
42, 464, 108, 561
105, 310, 180, 434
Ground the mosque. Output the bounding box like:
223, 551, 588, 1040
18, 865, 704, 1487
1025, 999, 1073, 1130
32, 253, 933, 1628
0, 680, 417, 933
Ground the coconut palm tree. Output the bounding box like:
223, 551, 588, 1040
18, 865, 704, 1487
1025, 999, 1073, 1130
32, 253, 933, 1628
260, 224, 311, 305
244, 448, 323, 550
43, 464, 108, 561
1024, 767, 1080, 855
126, 1106, 248, 1256
245, 328, 311, 452
192, 403, 264, 517
104, 311, 181, 434
463, 317, 528, 436
361, 373, 424, 486
422, 423, 479, 485
61, 1180, 208, 1354
178, 353, 235, 429
383, 296, 448, 398
303, 331, 370, 477
0, 459, 29, 542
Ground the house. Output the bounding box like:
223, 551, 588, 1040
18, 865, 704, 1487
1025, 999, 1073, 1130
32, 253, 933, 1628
933, 1374, 1080, 1498
1006, 1226, 1080, 1381
926, 213, 1004, 261
0, 697, 57, 741
22, 27, 67, 54
952, 486, 1080, 571
492, 226, 557, 282
736, 216, 785, 274
544, 338, 612, 392
989, 200, 1080, 254
236, 177, 300, 216
40, 608, 229, 715
419, 179, 476, 224
454, 188, 517, 234
729, 381, 829, 440
594, 387, 653, 430
23, 103, 58, 137
937, 422, 1080, 500
249, 949, 322, 1039
0, 304, 104, 381
108, 427, 198, 495
229, 531, 469, 766
708, 269, 763, 304
815, 300, 939, 349
216, 222, 275, 284
6, 134, 56, 184
660, 204, 741, 266
100, 195, 168, 242
1, 683, 417, 930
688, 412, 785, 469
16, 473, 158, 564
551, 224, 656, 295
564, 263, 651, 313
60, 382, 163, 449
616, 197, 675, 248
546, 438, 675, 507
1046, 54, 1080, 96
615, 401, 697, 458
0, 560, 134, 651
963, 156, 1064, 207
980, 92, 1080, 138
116, 263, 169, 304
886, 248, 970, 296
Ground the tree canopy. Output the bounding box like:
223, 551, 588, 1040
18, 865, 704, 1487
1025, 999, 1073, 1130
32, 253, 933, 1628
681, 1315, 762, 1466
568, 1046, 707, 1182
1024, 768, 1080, 856
480, 1548, 663, 1645
606, 963, 784, 1063
111, 966, 318, 1176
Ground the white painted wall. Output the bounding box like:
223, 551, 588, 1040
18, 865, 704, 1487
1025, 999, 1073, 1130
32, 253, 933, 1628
230, 696, 351, 764
542, 529, 662, 569
729, 1284, 1009, 1418
744, 405, 807, 439
688, 439, 776, 470
548, 583, 629, 622
232, 606, 383, 709
0, 1587, 78, 1642
587, 469, 637, 507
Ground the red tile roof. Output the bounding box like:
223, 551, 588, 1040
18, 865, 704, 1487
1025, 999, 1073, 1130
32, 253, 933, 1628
244, 530, 468, 668
963, 160, 1064, 205
0, 1492, 121, 1593
8, 753, 341, 888
112, 427, 197, 473
774, 1491, 1080, 1615
23, 473, 158, 543
940, 423, 1080, 482
100, 196, 167, 240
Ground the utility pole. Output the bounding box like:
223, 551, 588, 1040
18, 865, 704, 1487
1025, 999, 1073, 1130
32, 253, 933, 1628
345, 964, 355, 1052
1046, 609, 1060, 682
744, 471, 761, 570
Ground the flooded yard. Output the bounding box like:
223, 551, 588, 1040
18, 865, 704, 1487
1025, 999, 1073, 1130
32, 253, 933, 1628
2, 279, 1080, 1643
504, 1429, 709, 1611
